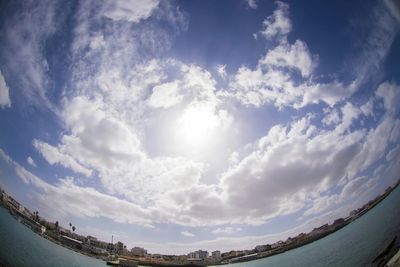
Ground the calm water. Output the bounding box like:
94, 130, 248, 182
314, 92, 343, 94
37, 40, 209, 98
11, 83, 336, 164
0, 207, 107, 267
0, 187, 400, 267
213, 186, 400, 267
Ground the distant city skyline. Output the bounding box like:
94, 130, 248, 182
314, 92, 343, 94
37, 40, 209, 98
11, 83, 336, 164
0, 0, 399, 254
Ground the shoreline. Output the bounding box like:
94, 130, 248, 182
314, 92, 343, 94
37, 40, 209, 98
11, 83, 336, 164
1, 179, 399, 267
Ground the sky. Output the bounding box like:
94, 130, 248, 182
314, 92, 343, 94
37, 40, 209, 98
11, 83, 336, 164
0, 0, 400, 255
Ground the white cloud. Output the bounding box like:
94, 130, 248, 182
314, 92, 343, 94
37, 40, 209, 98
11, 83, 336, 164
181, 231, 195, 237
1, 86, 399, 232
223, 3, 360, 110
148, 80, 183, 108
246, 0, 258, 9
228, 152, 239, 165
0, 71, 11, 108
386, 144, 400, 162
60, 96, 144, 169
385, 0, 400, 22
88, 34, 106, 50
226, 62, 357, 109
0, 0, 57, 108
376, 81, 400, 116
102, 0, 159, 23
260, 40, 317, 77
212, 227, 242, 235
1, 149, 154, 227
1, 0, 398, 245
354, 1, 399, 84
304, 176, 375, 217
32, 92, 208, 210
260, 1, 291, 40
131, 207, 363, 254
14, 166, 153, 227
216, 64, 227, 78
33, 139, 92, 177
360, 99, 374, 117
26, 156, 37, 168
350, 116, 400, 177
226, 1, 400, 110
322, 108, 340, 126
301, 80, 359, 108
216, 116, 364, 224
336, 102, 362, 134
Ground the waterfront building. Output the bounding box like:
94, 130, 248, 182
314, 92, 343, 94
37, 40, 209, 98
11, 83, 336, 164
286, 237, 295, 245
131, 246, 147, 257
60, 235, 83, 249
115, 241, 125, 255
107, 243, 115, 253
333, 218, 345, 225
271, 240, 285, 249
255, 244, 271, 252
188, 250, 209, 260
86, 236, 108, 249
294, 232, 308, 242
211, 250, 221, 258
150, 254, 162, 259
82, 243, 108, 255
6, 195, 20, 211
310, 223, 330, 236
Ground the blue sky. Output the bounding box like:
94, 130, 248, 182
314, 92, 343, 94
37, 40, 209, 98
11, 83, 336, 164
0, 0, 400, 254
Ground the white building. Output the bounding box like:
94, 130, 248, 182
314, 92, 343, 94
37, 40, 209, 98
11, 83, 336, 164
271, 240, 284, 249
116, 241, 125, 255
211, 250, 221, 258
188, 250, 209, 260
131, 246, 147, 257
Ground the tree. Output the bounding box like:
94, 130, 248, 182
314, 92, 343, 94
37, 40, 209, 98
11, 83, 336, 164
55, 221, 59, 230
34, 211, 39, 221
72, 226, 76, 232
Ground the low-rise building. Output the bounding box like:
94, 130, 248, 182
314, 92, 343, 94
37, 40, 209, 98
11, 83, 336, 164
61, 235, 83, 249
131, 246, 147, 257
296, 233, 307, 240
86, 236, 108, 250
6, 195, 20, 211
255, 244, 271, 252
310, 223, 330, 236
271, 240, 284, 249
211, 250, 221, 258
333, 218, 345, 225
188, 250, 208, 260
115, 241, 125, 255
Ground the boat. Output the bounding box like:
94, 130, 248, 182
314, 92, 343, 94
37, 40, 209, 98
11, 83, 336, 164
106, 258, 138, 267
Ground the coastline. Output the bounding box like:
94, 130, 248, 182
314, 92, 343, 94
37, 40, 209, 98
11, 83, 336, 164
1, 179, 399, 267
213, 179, 400, 265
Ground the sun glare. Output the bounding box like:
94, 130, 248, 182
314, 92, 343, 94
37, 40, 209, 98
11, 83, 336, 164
177, 105, 220, 148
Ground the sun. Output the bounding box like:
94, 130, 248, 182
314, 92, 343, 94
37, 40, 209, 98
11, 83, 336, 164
177, 105, 220, 148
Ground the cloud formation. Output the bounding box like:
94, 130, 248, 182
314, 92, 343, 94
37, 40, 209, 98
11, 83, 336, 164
26, 156, 37, 168
14, 0, 400, 229
260, 1, 291, 40
181, 231, 195, 238
0, 71, 11, 108
0, 0, 399, 254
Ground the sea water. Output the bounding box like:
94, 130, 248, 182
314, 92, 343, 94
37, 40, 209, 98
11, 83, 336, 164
1, 186, 400, 267
0, 207, 107, 267
213, 186, 400, 267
